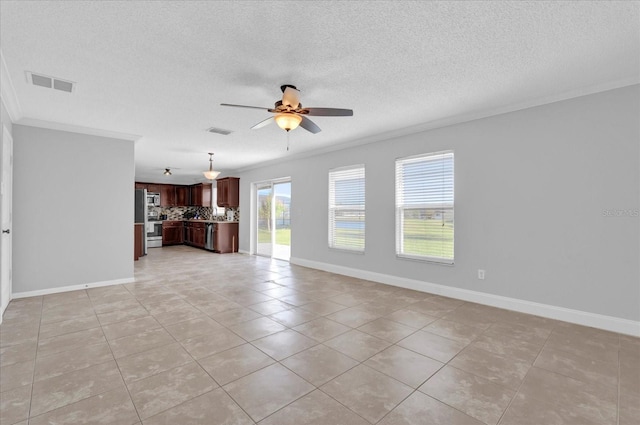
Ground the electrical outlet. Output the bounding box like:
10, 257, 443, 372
478, 269, 485, 280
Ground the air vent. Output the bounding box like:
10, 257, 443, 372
25, 71, 75, 93
206, 127, 233, 135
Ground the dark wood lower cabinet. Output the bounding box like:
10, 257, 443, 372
214, 222, 239, 253
184, 221, 206, 249
162, 221, 184, 245
134, 223, 144, 260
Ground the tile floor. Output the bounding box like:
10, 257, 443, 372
1, 245, 638, 424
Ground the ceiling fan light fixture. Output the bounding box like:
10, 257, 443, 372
274, 113, 302, 132
203, 152, 221, 180
163, 168, 172, 176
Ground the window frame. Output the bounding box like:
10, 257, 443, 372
328, 164, 366, 253
395, 150, 454, 264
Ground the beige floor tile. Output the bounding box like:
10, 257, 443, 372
30, 360, 123, 417
151, 304, 204, 326
326, 292, 371, 307
247, 299, 295, 315
39, 315, 101, 340
180, 328, 246, 359
116, 342, 193, 383
102, 316, 162, 341
397, 329, 467, 363
419, 365, 515, 425
96, 305, 150, 326
251, 329, 318, 361
449, 346, 532, 390
229, 317, 287, 341
211, 308, 262, 326
40, 304, 96, 325
385, 308, 438, 328
517, 367, 617, 425
193, 298, 242, 316
441, 305, 499, 330
534, 345, 618, 391
277, 292, 319, 307
268, 307, 318, 327
259, 389, 369, 425
37, 327, 106, 358
34, 341, 113, 382
406, 299, 457, 317
0, 340, 37, 367
619, 391, 640, 425
109, 328, 175, 359
281, 344, 358, 386
0, 359, 34, 392
486, 320, 551, 344
142, 388, 253, 425
0, 384, 32, 425
300, 300, 347, 316
499, 392, 602, 425
163, 316, 224, 341
223, 363, 314, 422
198, 343, 275, 385
545, 328, 619, 364
471, 331, 543, 363
358, 318, 417, 343
378, 391, 485, 425
321, 364, 412, 423
293, 317, 351, 342
28, 386, 139, 425
325, 329, 391, 361
423, 319, 485, 344
92, 297, 143, 315
0, 322, 39, 348
365, 345, 444, 388
325, 306, 381, 328
127, 362, 217, 419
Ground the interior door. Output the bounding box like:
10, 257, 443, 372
1, 125, 13, 320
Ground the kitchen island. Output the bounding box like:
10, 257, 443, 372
162, 220, 238, 253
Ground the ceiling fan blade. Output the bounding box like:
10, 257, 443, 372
220, 103, 271, 111
282, 86, 300, 109
303, 107, 353, 116
251, 116, 274, 130
300, 116, 321, 134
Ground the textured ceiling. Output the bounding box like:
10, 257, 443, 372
1, 1, 638, 184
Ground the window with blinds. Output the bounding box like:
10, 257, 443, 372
395, 151, 454, 263
329, 165, 365, 252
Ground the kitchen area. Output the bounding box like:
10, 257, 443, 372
134, 178, 240, 259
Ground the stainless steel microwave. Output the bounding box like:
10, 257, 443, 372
147, 193, 161, 207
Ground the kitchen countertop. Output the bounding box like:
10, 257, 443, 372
157, 219, 238, 223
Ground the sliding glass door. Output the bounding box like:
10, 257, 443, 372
255, 180, 291, 260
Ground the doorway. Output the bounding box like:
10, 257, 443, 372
1, 125, 13, 320
255, 179, 291, 261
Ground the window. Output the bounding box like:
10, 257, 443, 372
329, 165, 365, 252
395, 151, 454, 263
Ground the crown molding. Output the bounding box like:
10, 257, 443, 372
16, 117, 141, 142
0, 49, 22, 122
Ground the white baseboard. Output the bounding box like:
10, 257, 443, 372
290, 257, 640, 337
238, 249, 251, 255
12, 277, 135, 299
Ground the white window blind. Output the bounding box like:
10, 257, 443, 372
395, 151, 454, 263
329, 165, 365, 252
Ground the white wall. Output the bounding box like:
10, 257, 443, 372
236, 85, 640, 323
12, 125, 135, 294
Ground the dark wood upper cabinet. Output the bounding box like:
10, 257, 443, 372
147, 184, 162, 194
190, 183, 212, 207
217, 177, 239, 208
175, 186, 189, 206
160, 185, 176, 207
135, 183, 147, 190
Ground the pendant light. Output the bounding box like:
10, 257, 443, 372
203, 152, 220, 180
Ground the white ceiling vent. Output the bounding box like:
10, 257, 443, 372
206, 127, 233, 135
25, 71, 75, 93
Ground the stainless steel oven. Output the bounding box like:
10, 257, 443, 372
146, 193, 161, 207
147, 221, 162, 248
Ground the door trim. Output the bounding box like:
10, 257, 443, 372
1, 124, 13, 322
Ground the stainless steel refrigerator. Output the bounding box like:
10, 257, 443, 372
134, 188, 147, 255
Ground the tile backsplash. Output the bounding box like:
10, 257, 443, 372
150, 206, 239, 221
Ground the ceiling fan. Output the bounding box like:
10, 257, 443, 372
221, 85, 353, 134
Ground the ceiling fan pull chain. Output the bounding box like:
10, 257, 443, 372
287, 132, 290, 151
